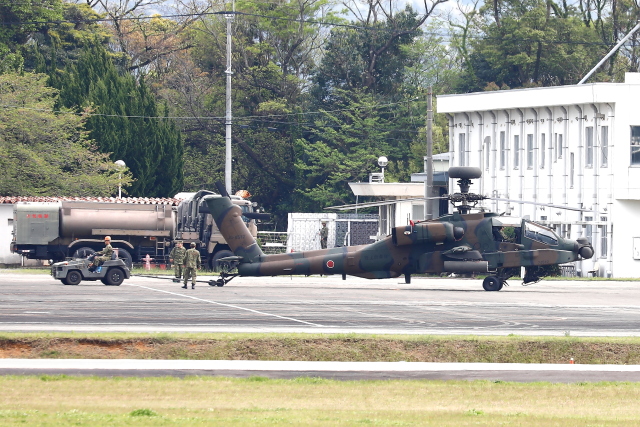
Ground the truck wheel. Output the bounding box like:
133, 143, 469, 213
73, 247, 95, 259
210, 250, 234, 272
65, 270, 82, 286
104, 268, 125, 286
114, 248, 133, 269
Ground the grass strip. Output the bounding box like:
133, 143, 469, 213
1, 375, 640, 426
2, 332, 640, 364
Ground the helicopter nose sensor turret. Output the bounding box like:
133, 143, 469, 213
576, 237, 594, 259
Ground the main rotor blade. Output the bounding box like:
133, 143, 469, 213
490, 198, 600, 213
325, 197, 445, 211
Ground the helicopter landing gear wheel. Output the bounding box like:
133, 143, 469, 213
482, 276, 503, 291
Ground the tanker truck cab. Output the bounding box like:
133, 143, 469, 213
174, 191, 258, 271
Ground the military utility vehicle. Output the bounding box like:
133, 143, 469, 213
51, 257, 130, 286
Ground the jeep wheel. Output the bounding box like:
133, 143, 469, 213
65, 270, 82, 286
104, 268, 125, 286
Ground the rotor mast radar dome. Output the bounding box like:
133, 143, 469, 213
448, 167, 485, 214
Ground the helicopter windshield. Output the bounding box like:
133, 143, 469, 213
523, 221, 558, 245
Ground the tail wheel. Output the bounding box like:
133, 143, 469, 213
209, 249, 234, 272
65, 270, 82, 286
72, 247, 95, 259
482, 276, 503, 291
104, 268, 125, 286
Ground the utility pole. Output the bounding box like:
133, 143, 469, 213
224, 6, 235, 194
424, 86, 434, 220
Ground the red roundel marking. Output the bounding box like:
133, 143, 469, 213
326, 260, 335, 268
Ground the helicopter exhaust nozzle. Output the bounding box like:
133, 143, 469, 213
393, 222, 462, 246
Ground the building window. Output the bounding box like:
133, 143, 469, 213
527, 134, 534, 169
586, 126, 594, 167
631, 126, 640, 165
540, 134, 545, 169
601, 126, 608, 167
599, 216, 608, 258
514, 135, 520, 169
459, 133, 466, 166
584, 217, 593, 248
558, 134, 563, 159
500, 131, 506, 169
485, 137, 491, 171
570, 152, 574, 188
412, 204, 424, 221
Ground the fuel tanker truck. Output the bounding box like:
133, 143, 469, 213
10, 190, 263, 270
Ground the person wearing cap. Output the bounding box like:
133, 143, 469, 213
169, 240, 186, 280
182, 242, 201, 289
90, 236, 114, 271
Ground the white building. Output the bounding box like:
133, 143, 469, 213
0, 203, 21, 266
437, 73, 640, 278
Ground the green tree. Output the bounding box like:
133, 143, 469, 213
0, 73, 130, 196
172, 2, 333, 223
455, 0, 605, 90
312, 7, 425, 103
294, 89, 422, 210
0, 0, 63, 72
51, 43, 183, 197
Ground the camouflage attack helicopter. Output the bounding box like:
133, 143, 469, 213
205, 167, 594, 291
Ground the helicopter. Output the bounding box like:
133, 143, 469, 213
204, 167, 594, 291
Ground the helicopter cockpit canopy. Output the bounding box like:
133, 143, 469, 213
491, 217, 523, 228
523, 221, 559, 246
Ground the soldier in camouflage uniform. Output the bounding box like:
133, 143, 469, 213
90, 236, 113, 271
169, 240, 186, 280
182, 242, 201, 289
319, 222, 328, 249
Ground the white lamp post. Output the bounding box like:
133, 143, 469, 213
377, 156, 388, 183
115, 160, 126, 198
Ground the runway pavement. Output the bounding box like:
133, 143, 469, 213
3, 271, 640, 381
1, 271, 639, 336
2, 359, 640, 382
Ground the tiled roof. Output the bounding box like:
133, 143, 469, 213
0, 196, 181, 205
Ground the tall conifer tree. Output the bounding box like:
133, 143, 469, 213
51, 43, 183, 197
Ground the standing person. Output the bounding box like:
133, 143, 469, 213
319, 222, 328, 249
169, 240, 186, 281
90, 236, 113, 271
182, 242, 201, 289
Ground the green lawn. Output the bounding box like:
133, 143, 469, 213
2, 376, 640, 426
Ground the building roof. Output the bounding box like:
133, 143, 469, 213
437, 73, 640, 113
0, 196, 180, 205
